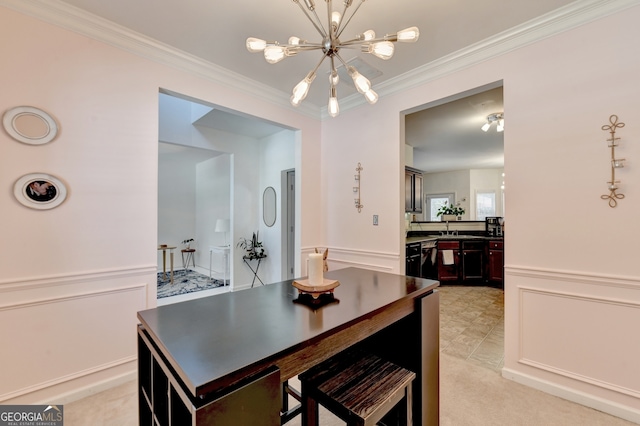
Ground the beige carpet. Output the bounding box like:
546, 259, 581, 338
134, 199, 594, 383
439, 353, 634, 426
64, 354, 636, 426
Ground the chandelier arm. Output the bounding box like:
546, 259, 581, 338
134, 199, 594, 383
287, 45, 324, 52
294, 0, 327, 38
310, 9, 328, 37
334, 52, 351, 69
327, 0, 334, 39
341, 36, 392, 46
336, 0, 365, 39
309, 52, 329, 76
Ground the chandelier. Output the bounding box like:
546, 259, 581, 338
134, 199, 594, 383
481, 112, 504, 132
246, 0, 419, 117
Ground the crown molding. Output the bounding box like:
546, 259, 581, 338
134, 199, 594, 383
0, 0, 321, 119
325, 0, 640, 119
2, 0, 638, 121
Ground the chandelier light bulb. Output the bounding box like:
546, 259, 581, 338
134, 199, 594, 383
362, 30, 376, 41
396, 27, 420, 42
364, 89, 378, 104
264, 45, 288, 64
331, 11, 341, 29
288, 36, 302, 46
481, 122, 491, 132
246, 37, 267, 53
366, 41, 395, 60
329, 70, 339, 86
328, 85, 339, 117
497, 119, 504, 132
348, 67, 371, 94
290, 73, 316, 106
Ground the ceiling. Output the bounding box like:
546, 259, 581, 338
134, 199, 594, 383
58, 0, 574, 109
52, 0, 574, 171
406, 85, 504, 173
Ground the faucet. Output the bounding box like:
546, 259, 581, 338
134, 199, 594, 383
440, 221, 458, 236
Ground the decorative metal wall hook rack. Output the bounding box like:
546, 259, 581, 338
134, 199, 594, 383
601, 115, 626, 207
353, 162, 363, 213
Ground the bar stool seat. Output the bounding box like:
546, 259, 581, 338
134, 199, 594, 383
300, 350, 415, 426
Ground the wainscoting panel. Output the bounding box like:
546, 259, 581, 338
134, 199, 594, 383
301, 247, 400, 275
519, 287, 640, 398
504, 267, 640, 422
0, 266, 155, 403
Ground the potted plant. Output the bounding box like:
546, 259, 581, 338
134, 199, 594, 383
436, 203, 465, 221
237, 231, 266, 259
181, 238, 194, 249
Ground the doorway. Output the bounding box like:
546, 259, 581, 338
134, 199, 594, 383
282, 169, 295, 280
403, 81, 505, 371
157, 90, 297, 301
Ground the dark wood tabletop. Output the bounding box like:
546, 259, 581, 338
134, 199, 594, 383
137, 267, 439, 397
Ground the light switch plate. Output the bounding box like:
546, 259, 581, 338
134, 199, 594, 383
373, 215, 378, 226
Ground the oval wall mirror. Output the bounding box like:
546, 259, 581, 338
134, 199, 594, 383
263, 186, 276, 227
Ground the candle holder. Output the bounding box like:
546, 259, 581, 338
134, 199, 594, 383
354, 162, 363, 213
600, 115, 626, 207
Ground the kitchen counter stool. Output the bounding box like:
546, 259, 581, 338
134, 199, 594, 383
300, 350, 415, 426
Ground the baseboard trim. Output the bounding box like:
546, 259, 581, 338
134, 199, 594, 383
1, 357, 137, 404
48, 370, 137, 406
502, 367, 640, 424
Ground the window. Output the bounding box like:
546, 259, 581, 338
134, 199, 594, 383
476, 191, 496, 220
426, 193, 454, 221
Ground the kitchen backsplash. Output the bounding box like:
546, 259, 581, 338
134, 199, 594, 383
406, 221, 486, 234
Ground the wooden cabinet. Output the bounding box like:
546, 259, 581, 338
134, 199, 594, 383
462, 240, 484, 281
405, 167, 423, 213
405, 242, 421, 277
487, 239, 504, 285
437, 240, 460, 282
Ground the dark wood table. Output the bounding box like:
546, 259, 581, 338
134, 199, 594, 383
137, 267, 440, 425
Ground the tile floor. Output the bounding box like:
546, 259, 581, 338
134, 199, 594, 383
438, 284, 504, 371
64, 284, 504, 425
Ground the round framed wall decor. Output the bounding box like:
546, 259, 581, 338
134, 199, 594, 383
3, 106, 59, 145
14, 173, 68, 210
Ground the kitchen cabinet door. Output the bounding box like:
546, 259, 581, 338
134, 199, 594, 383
462, 241, 484, 281
437, 241, 460, 282
487, 240, 504, 284
405, 167, 423, 214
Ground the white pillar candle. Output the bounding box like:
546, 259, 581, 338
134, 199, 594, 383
308, 253, 324, 286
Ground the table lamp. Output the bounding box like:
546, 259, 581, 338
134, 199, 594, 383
215, 219, 230, 246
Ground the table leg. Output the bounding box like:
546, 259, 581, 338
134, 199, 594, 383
162, 250, 167, 280
224, 252, 228, 285
254, 259, 264, 286
170, 252, 174, 285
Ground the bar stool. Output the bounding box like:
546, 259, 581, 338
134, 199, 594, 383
300, 350, 415, 426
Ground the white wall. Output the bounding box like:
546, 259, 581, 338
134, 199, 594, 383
158, 149, 197, 252
469, 168, 504, 218
321, 5, 640, 422
0, 5, 320, 404
423, 170, 471, 220
196, 155, 231, 270
258, 130, 296, 284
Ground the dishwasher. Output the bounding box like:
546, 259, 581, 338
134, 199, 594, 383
420, 240, 437, 279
